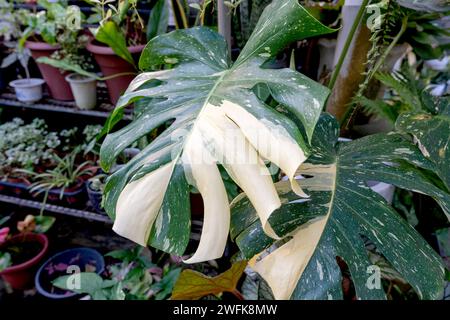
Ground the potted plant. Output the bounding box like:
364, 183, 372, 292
0, 214, 55, 290
86, 0, 147, 104
51, 247, 181, 300
33, 58, 100, 110
20, 151, 95, 210
34, 247, 104, 299
1, 41, 46, 102
0, 118, 61, 196
0, 1, 29, 91
21, 0, 93, 101
86, 173, 107, 214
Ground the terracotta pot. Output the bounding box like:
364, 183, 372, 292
25, 41, 74, 101
87, 40, 144, 105
0, 233, 49, 290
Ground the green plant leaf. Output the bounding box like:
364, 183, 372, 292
0, 216, 10, 227
231, 114, 449, 300
152, 267, 182, 300
171, 260, 247, 300
53, 272, 116, 298
146, 0, 169, 41
100, 0, 335, 262
396, 105, 450, 191
34, 215, 56, 233
94, 21, 135, 66
105, 247, 143, 262
0, 252, 12, 272
36, 57, 99, 79
396, 0, 450, 12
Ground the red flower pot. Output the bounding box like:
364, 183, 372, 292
87, 40, 144, 105
0, 233, 49, 290
25, 41, 74, 101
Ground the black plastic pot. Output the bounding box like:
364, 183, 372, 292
31, 180, 87, 208
0, 179, 30, 197
86, 180, 105, 214
35, 247, 105, 299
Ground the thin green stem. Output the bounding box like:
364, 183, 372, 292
366, 15, 408, 83
327, 0, 369, 93
339, 15, 409, 127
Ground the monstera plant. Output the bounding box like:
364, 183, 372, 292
231, 114, 450, 300
100, 0, 449, 300
396, 98, 450, 191
100, 0, 334, 263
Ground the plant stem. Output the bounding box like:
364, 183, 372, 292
327, 0, 369, 94
366, 15, 408, 83
339, 14, 409, 127
25, 66, 30, 80
231, 289, 244, 300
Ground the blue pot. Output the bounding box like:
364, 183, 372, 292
35, 247, 104, 299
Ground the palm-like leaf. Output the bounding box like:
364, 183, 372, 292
100, 0, 334, 262
231, 114, 449, 300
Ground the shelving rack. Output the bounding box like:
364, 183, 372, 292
1, 1, 155, 223
0, 92, 133, 121
0, 87, 132, 222
0, 194, 111, 223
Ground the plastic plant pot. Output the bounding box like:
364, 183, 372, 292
9, 78, 45, 103
86, 180, 105, 214
35, 247, 105, 299
25, 41, 74, 101
65, 73, 97, 110
0, 233, 49, 290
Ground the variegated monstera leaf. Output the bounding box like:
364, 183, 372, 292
396, 97, 450, 191
231, 114, 450, 300
99, 0, 334, 263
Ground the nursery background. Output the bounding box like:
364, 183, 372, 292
0, 0, 449, 301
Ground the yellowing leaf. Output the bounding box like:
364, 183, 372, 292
171, 261, 247, 300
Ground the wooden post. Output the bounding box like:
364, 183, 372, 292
217, 0, 232, 53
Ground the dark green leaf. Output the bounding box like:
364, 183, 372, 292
100, 0, 335, 260
146, 0, 169, 41
34, 215, 56, 234
396, 106, 450, 191
231, 114, 449, 300
152, 268, 182, 300
94, 21, 135, 66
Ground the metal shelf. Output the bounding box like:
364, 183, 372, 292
0, 194, 112, 224
0, 93, 132, 121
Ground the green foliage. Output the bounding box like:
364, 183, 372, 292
231, 114, 449, 300
53, 272, 122, 300
0, 252, 12, 272
94, 20, 135, 66
34, 216, 56, 234
146, 0, 169, 41
53, 247, 182, 300
396, 101, 450, 191
25, 152, 93, 197
87, 0, 146, 65
17, 0, 93, 72
100, 0, 335, 261
358, 63, 448, 123
0, 118, 61, 178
